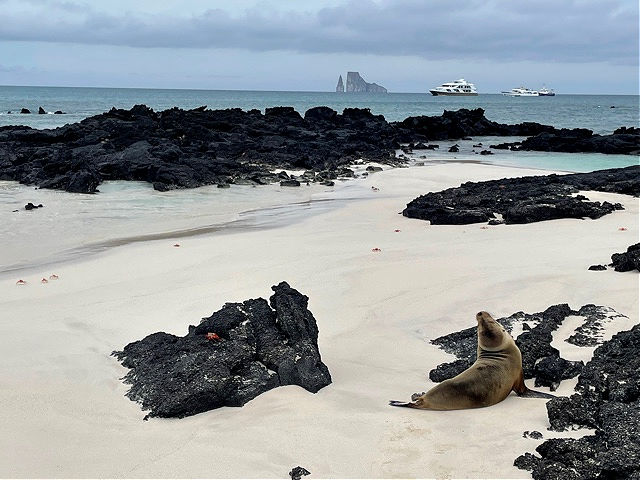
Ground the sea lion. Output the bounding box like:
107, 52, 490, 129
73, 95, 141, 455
389, 311, 553, 410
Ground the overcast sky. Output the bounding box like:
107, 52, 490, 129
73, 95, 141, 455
0, 0, 638, 93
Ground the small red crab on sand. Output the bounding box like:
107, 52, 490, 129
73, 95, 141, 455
49, 274, 59, 280
173, 243, 181, 247
394, 229, 401, 232
41, 278, 48, 284
371, 247, 382, 252
16, 279, 27, 285
206, 332, 221, 341
618, 227, 627, 231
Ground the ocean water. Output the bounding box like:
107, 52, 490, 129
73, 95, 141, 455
0, 165, 379, 274
0, 86, 638, 272
0, 85, 638, 134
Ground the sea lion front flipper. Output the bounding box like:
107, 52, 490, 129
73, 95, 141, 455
512, 370, 528, 395
512, 370, 555, 399
518, 389, 555, 399
389, 400, 419, 408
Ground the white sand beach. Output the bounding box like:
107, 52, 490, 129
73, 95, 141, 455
0, 163, 637, 478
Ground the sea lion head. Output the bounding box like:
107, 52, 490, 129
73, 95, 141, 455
476, 311, 509, 350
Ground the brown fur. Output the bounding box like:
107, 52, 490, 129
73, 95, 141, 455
390, 311, 541, 410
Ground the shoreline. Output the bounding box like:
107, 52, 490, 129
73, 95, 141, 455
1, 159, 568, 276
1, 161, 637, 477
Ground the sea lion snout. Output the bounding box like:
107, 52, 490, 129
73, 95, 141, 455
477, 311, 505, 349
476, 311, 493, 322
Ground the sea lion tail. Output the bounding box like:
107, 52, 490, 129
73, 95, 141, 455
389, 400, 419, 408
518, 388, 555, 399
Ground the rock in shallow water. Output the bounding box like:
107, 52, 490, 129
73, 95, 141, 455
113, 282, 331, 419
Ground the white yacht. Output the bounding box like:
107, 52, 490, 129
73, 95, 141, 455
502, 87, 539, 97
429, 79, 478, 96
538, 86, 556, 96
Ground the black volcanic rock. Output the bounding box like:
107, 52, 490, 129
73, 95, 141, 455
588, 264, 607, 271
20, 108, 30, 114
610, 243, 640, 272
289, 466, 311, 480
113, 282, 332, 419
0, 105, 637, 194
394, 108, 555, 140
38, 107, 46, 114
519, 128, 640, 155
515, 325, 640, 479
0, 104, 401, 193
280, 179, 301, 187
24, 202, 43, 210
533, 356, 584, 391
403, 166, 636, 225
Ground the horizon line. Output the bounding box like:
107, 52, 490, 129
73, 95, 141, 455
0, 84, 638, 96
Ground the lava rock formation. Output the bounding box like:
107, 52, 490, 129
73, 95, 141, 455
113, 282, 332, 419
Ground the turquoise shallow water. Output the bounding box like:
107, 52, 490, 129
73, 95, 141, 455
0, 85, 638, 135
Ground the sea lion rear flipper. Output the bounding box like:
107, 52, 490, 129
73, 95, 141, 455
518, 388, 555, 399
389, 400, 418, 408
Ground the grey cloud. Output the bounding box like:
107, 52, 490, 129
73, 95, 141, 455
0, 0, 637, 65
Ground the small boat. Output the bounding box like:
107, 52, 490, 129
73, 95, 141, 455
502, 87, 539, 97
538, 86, 556, 96
429, 79, 478, 96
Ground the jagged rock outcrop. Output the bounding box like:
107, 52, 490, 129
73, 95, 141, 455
336, 75, 344, 93
345, 72, 387, 93
402, 166, 638, 225
610, 243, 640, 272
0, 104, 401, 193
112, 282, 332, 419
514, 324, 640, 480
